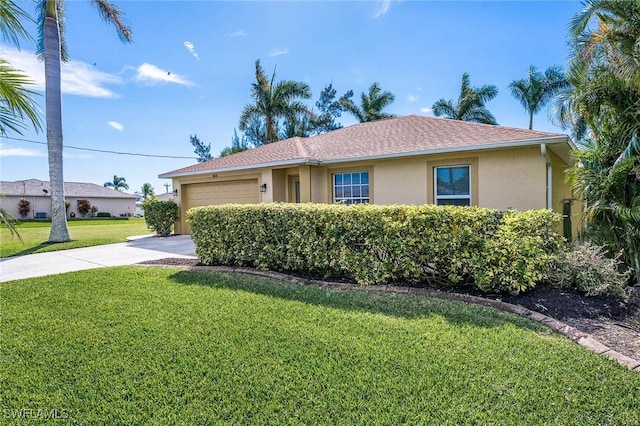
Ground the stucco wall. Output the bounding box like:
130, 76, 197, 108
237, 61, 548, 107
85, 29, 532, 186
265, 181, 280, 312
304, 147, 548, 211
1, 195, 135, 219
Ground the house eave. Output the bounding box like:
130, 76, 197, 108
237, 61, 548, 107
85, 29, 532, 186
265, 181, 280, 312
159, 158, 319, 179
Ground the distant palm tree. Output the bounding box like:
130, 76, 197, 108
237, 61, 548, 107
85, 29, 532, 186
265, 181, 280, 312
36, 0, 133, 243
432, 73, 498, 125
339, 82, 396, 123
104, 175, 129, 191
509, 65, 568, 130
140, 183, 154, 200
239, 60, 311, 144
0, 1, 42, 136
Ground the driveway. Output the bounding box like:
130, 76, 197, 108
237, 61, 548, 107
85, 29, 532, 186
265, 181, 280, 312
0, 235, 196, 282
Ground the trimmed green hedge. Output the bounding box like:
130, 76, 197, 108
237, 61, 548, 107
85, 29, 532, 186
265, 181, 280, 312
188, 204, 562, 293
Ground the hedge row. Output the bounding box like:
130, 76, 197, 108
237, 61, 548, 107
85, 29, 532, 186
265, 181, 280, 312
187, 204, 562, 293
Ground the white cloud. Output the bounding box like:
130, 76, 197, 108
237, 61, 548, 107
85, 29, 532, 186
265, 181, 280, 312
269, 48, 289, 57
0, 143, 44, 157
373, 0, 392, 18
108, 121, 124, 131
406, 95, 418, 103
230, 30, 247, 37
420, 107, 433, 113
0, 44, 121, 98
133, 63, 194, 86
183, 41, 200, 61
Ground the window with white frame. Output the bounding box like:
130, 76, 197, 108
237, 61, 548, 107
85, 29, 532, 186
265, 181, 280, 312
434, 165, 471, 206
333, 171, 369, 204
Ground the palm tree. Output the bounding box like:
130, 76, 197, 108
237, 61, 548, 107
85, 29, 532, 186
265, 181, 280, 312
104, 175, 129, 191
239, 60, 311, 144
432, 73, 498, 125
559, 0, 640, 281
339, 82, 396, 123
140, 183, 154, 200
509, 65, 568, 130
36, 0, 133, 243
0, 1, 42, 136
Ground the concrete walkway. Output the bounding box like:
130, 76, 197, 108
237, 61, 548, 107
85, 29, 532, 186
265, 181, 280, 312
0, 235, 196, 282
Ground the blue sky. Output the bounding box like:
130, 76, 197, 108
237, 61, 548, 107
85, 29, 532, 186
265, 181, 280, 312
0, 0, 582, 195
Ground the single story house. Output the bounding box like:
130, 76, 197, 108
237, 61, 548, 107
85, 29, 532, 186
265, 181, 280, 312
159, 115, 577, 236
0, 179, 137, 219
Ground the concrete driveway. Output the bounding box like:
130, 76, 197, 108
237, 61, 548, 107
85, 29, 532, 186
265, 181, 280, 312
0, 235, 196, 282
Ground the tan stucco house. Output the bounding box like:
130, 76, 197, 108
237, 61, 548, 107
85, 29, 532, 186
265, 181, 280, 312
159, 115, 577, 235
0, 179, 137, 219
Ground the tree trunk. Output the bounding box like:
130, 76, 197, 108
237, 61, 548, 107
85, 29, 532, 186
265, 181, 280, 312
529, 111, 534, 130
44, 12, 70, 242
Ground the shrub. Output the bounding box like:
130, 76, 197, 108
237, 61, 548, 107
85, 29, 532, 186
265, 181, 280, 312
96, 212, 111, 218
143, 199, 179, 236
549, 241, 631, 299
18, 198, 30, 218
90, 205, 99, 217
188, 204, 561, 293
77, 199, 91, 217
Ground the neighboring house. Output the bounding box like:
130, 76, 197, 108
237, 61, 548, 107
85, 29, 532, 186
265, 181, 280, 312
0, 179, 137, 219
159, 115, 577, 236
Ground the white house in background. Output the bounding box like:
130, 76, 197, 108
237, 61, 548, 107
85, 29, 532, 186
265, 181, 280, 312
0, 179, 137, 219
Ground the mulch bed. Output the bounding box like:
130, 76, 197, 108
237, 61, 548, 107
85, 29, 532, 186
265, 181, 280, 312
139, 257, 640, 361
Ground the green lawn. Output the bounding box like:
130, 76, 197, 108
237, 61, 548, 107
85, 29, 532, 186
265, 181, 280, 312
1, 267, 638, 424
0, 218, 150, 257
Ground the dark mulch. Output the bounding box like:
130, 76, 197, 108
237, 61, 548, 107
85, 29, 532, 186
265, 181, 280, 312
139, 257, 640, 361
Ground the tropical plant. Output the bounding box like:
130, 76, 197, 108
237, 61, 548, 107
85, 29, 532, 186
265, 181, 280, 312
140, 183, 154, 200
77, 199, 91, 217
311, 83, 345, 133
190, 134, 212, 163
104, 175, 129, 191
35, 0, 133, 243
339, 82, 396, 123
143, 199, 179, 237
0, 1, 42, 136
239, 59, 311, 144
432, 73, 498, 125
17, 198, 30, 218
509, 65, 568, 130
558, 0, 640, 282
220, 128, 251, 157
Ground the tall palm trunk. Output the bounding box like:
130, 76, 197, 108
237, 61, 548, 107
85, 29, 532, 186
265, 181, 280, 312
43, 2, 70, 242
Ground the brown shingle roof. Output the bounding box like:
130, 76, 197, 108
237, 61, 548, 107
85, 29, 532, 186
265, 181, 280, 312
0, 179, 137, 198
160, 115, 568, 178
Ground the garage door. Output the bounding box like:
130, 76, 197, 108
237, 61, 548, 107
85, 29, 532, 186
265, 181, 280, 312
182, 179, 260, 233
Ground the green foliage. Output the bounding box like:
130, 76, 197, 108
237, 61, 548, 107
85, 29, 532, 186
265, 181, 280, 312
432, 72, 498, 125
338, 82, 396, 123
76, 199, 91, 217
188, 204, 561, 293
143, 199, 179, 236
17, 197, 30, 218
190, 134, 213, 163
96, 212, 111, 218
550, 241, 630, 299
103, 175, 129, 191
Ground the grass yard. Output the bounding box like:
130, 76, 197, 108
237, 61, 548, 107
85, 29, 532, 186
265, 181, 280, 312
1, 267, 639, 424
0, 218, 150, 258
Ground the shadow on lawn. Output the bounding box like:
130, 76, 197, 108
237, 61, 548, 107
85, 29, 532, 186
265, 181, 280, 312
3, 242, 62, 258
168, 269, 544, 331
